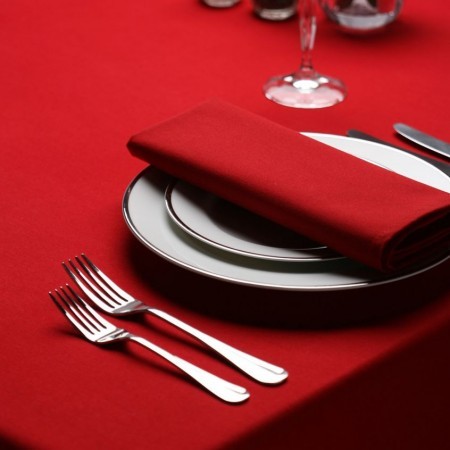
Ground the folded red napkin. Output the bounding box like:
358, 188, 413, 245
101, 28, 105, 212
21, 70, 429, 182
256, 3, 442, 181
127, 99, 450, 272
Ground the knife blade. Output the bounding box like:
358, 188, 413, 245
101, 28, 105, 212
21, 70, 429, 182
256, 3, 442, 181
346, 129, 450, 178
394, 123, 450, 161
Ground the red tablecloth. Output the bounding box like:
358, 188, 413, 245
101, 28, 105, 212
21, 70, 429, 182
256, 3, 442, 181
1, 1, 449, 449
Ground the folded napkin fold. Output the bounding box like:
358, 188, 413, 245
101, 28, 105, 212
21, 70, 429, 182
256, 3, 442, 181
127, 99, 450, 272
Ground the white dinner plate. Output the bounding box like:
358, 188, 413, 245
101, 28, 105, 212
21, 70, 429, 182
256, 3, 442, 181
122, 134, 450, 291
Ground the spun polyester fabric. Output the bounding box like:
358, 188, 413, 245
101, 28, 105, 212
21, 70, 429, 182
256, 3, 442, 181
127, 99, 450, 272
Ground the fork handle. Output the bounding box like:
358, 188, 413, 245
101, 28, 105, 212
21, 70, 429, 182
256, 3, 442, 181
146, 308, 288, 385
128, 335, 249, 404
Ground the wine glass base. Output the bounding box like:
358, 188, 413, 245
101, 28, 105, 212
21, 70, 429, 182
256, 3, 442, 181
264, 72, 346, 109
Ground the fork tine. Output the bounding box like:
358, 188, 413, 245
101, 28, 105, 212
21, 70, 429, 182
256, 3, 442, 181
60, 285, 102, 331
63, 284, 114, 330
49, 290, 70, 317
58, 286, 104, 332
49, 289, 98, 337
79, 254, 135, 303
63, 260, 119, 310
73, 257, 124, 305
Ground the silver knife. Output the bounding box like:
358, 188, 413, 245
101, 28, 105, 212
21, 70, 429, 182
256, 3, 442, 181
394, 123, 450, 160
347, 129, 450, 177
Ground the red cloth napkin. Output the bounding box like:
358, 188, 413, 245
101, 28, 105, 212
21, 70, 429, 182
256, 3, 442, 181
127, 99, 450, 272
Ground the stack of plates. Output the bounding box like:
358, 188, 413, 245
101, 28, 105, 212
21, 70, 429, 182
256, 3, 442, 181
123, 133, 450, 291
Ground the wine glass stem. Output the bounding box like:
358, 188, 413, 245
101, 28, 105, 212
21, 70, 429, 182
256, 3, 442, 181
298, 0, 317, 74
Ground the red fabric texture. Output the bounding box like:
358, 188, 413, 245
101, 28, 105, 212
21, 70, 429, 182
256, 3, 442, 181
128, 98, 450, 272
2, 0, 450, 449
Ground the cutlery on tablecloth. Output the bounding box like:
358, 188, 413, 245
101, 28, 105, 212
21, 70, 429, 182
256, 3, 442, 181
394, 123, 450, 160
347, 129, 450, 177
62, 254, 288, 385
49, 285, 250, 404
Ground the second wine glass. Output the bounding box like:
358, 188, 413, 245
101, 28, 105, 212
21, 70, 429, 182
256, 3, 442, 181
263, 0, 346, 108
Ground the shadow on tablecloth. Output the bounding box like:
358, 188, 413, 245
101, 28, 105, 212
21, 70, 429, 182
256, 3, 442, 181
217, 321, 450, 450
125, 237, 450, 329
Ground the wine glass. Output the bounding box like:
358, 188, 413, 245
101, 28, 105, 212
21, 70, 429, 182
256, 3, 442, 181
320, 0, 403, 33
263, 0, 346, 108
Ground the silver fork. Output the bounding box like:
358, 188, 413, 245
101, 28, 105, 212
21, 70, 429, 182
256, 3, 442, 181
62, 254, 288, 385
49, 285, 250, 404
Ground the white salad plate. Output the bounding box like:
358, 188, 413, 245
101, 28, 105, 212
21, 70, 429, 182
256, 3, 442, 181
165, 180, 342, 262
122, 134, 450, 291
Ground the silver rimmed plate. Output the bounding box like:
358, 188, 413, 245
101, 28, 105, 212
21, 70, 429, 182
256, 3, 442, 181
122, 134, 450, 291
165, 180, 342, 262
